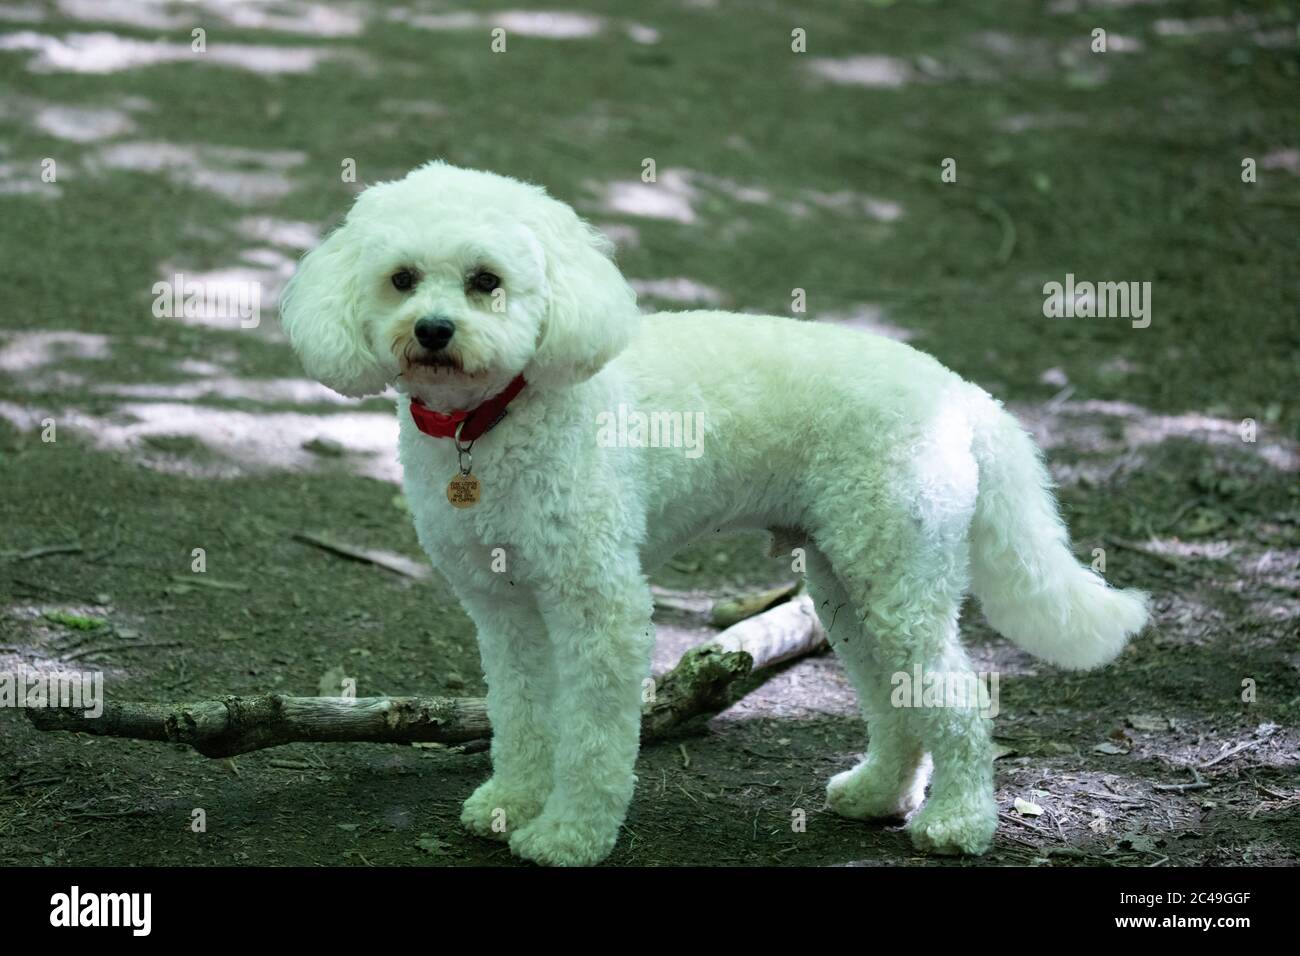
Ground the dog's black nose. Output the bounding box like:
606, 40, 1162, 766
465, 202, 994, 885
414, 316, 455, 351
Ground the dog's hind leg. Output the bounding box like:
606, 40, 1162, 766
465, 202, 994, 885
805, 546, 929, 821
811, 434, 997, 854
820, 535, 996, 854
873, 580, 996, 856
457, 591, 556, 841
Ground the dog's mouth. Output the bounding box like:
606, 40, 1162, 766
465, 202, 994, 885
398, 339, 473, 377
410, 352, 462, 372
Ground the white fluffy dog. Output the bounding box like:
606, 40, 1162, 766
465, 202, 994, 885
280, 161, 1149, 866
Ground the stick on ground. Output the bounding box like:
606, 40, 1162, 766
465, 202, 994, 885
291, 532, 431, 580
27, 594, 827, 758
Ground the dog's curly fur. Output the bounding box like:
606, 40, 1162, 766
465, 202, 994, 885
280, 161, 1150, 866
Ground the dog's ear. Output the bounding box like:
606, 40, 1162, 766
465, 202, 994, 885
524, 198, 639, 388
278, 223, 388, 398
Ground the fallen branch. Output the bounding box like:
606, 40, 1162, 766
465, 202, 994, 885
27, 595, 827, 758
641, 594, 825, 739
28, 695, 492, 758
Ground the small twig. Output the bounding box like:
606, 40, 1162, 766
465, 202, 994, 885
9, 577, 83, 598
1046, 384, 1075, 413
1074, 788, 1152, 805
67, 808, 153, 820
9, 543, 83, 562
292, 532, 430, 580
1151, 781, 1211, 793
997, 829, 1043, 851
1049, 807, 1067, 841
975, 196, 1017, 265
0, 775, 64, 794
1153, 766, 1211, 793
61, 641, 183, 662
1198, 737, 1268, 770
1106, 537, 1200, 574
999, 810, 1056, 837
168, 575, 248, 592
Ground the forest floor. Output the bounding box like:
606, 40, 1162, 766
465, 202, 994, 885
1, 0, 1297, 866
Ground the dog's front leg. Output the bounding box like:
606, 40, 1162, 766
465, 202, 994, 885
457, 592, 555, 841
507, 568, 654, 867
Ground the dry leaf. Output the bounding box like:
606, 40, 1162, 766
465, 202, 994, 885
1127, 714, 1169, 732
318, 665, 350, 697
416, 833, 448, 855
1014, 797, 1044, 816
1118, 832, 1158, 852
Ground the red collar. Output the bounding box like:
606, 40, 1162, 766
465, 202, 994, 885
408, 375, 527, 442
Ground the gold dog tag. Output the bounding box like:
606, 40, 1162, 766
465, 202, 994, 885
447, 473, 481, 508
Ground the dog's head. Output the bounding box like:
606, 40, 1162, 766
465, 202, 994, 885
279, 162, 638, 407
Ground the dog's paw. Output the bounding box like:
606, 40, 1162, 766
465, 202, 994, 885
906, 796, 996, 855
508, 814, 616, 867
826, 758, 927, 821
460, 777, 546, 842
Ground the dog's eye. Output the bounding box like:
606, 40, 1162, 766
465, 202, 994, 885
469, 270, 500, 294
391, 269, 417, 292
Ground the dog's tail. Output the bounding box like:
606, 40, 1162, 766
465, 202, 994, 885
967, 393, 1149, 670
